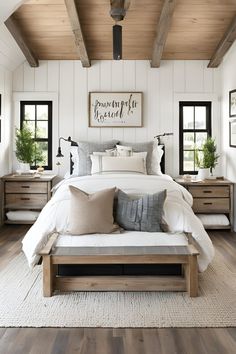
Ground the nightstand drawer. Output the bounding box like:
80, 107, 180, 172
189, 186, 229, 198
193, 198, 230, 213
5, 181, 48, 194
5, 194, 48, 209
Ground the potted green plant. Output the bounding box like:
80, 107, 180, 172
195, 137, 220, 179
15, 125, 44, 172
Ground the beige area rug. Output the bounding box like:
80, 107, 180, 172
0, 251, 236, 328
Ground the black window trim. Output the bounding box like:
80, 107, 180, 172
179, 101, 212, 175
20, 100, 53, 170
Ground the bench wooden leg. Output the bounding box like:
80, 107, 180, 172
185, 255, 198, 297
43, 255, 53, 297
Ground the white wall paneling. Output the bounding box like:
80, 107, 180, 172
220, 42, 236, 230
87, 61, 101, 142
23, 61, 35, 91
0, 67, 12, 177
100, 61, 113, 142
0, 67, 12, 225
12, 59, 221, 178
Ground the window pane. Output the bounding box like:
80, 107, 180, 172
183, 106, 194, 129
184, 132, 195, 149
36, 121, 48, 138
24, 105, 35, 120
36, 142, 48, 166
195, 106, 206, 129
196, 132, 207, 148
24, 121, 35, 135
37, 105, 48, 120
183, 151, 194, 171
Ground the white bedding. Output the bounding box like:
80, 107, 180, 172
56, 232, 188, 247
22, 174, 214, 272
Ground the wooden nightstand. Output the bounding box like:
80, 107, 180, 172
175, 178, 234, 231
2, 174, 56, 225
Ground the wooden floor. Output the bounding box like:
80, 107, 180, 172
1, 225, 236, 354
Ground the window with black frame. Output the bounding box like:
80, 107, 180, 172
20, 101, 52, 170
179, 101, 211, 175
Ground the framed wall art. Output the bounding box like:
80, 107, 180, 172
229, 121, 236, 147
89, 92, 143, 127
229, 89, 236, 117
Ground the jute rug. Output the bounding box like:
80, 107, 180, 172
0, 250, 236, 328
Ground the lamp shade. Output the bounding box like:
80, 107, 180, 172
56, 146, 64, 158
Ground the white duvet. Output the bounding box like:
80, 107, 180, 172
22, 174, 214, 271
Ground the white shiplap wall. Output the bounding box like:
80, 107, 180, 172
12, 60, 221, 177
0, 66, 12, 176
220, 42, 236, 230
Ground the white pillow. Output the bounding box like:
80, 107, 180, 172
151, 141, 164, 175
90, 154, 147, 174
70, 146, 79, 176
6, 210, 40, 221
116, 145, 132, 156
197, 214, 230, 226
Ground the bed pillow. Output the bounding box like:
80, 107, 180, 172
68, 186, 118, 235
115, 189, 166, 232
118, 141, 163, 175
90, 153, 147, 174
116, 145, 132, 156
151, 141, 164, 175
71, 140, 119, 176
70, 146, 80, 176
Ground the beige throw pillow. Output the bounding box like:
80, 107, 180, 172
68, 186, 118, 235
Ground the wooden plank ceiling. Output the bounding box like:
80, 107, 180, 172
9, 0, 236, 64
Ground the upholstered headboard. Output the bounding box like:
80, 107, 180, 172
70, 142, 165, 175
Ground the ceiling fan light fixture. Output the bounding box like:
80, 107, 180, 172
113, 24, 122, 60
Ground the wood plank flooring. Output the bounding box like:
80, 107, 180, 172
0, 225, 236, 354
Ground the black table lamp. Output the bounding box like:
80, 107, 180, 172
56, 136, 75, 158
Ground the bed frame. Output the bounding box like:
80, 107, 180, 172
44, 145, 199, 297
39, 233, 199, 298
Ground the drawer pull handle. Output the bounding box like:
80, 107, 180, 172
21, 198, 30, 201
203, 202, 212, 205
203, 191, 212, 194
21, 186, 30, 189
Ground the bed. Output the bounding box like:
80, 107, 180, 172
22, 140, 215, 297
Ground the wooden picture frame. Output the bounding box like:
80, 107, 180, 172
229, 121, 236, 147
89, 92, 143, 127
229, 89, 236, 117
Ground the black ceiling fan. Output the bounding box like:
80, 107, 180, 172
110, 0, 131, 60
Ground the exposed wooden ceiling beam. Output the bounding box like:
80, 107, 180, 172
151, 0, 176, 68
208, 16, 236, 68
64, 0, 90, 68
4, 15, 39, 68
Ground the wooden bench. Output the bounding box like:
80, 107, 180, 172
40, 233, 199, 298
